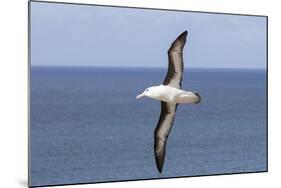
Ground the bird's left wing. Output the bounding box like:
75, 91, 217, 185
163, 31, 187, 89
154, 102, 178, 173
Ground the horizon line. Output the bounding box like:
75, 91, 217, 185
30, 65, 266, 70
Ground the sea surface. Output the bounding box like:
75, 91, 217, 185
30, 67, 267, 186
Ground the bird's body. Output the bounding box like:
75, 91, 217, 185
138, 85, 200, 104
136, 30, 201, 173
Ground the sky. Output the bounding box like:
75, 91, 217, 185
30, 2, 267, 69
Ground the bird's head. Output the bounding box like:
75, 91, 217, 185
136, 87, 158, 99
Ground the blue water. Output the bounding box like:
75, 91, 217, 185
30, 67, 267, 186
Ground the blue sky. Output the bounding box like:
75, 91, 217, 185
30, 2, 267, 69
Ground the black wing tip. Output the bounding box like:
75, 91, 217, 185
154, 143, 165, 173
155, 155, 164, 173
156, 164, 163, 173
168, 30, 188, 52
178, 30, 188, 40
182, 30, 188, 36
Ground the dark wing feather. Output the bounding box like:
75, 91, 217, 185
163, 31, 187, 89
154, 102, 178, 173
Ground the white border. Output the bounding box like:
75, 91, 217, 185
1, 0, 280, 187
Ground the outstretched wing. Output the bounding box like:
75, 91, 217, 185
163, 31, 187, 89
154, 102, 178, 173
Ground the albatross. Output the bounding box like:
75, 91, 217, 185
136, 31, 201, 173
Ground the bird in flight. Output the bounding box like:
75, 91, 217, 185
136, 31, 201, 173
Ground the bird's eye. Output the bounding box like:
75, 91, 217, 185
145, 89, 149, 92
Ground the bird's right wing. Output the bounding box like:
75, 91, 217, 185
154, 102, 178, 173
163, 31, 187, 89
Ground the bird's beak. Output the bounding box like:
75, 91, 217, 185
136, 92, 145, 99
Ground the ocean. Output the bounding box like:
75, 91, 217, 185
30, 67, 267, 187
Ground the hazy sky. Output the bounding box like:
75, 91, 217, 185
30, 2, 267, 69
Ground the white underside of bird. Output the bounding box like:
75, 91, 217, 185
136, 84, 200, 104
